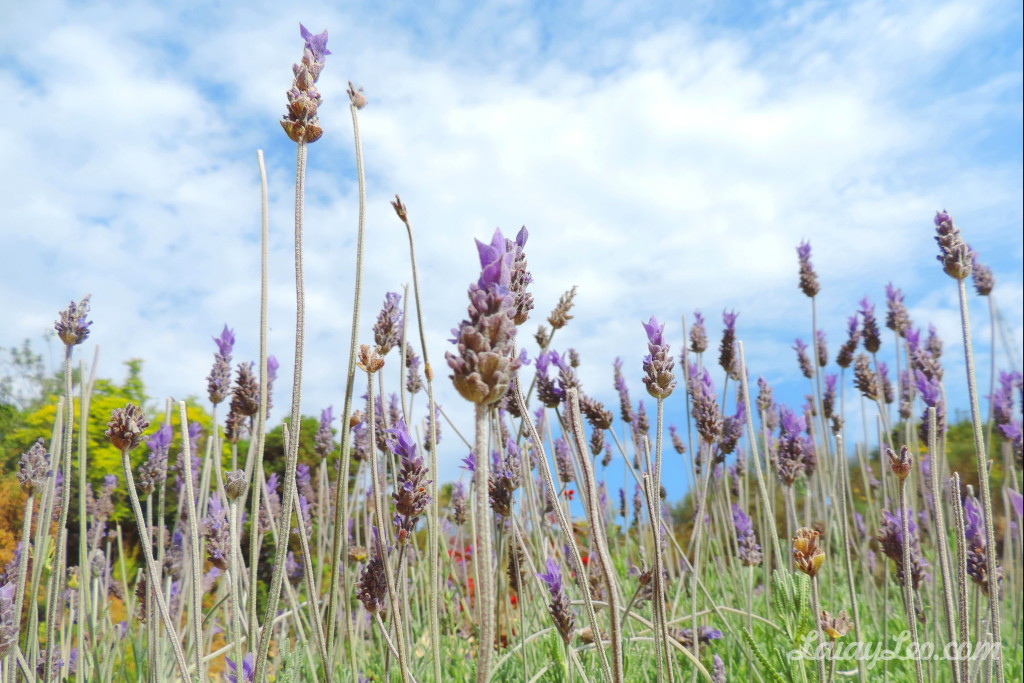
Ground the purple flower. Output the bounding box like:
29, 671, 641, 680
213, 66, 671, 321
213, 325, 235, 357
554, 437, 574, 484
732, 503, 762, 566
885, 283, 912, 337
877, 509, 928, 590
314, 405, 335, 459
970, 252, 994, 296
17, 438, 51, 496
1008, 489, 1023, 519
299, 24, 331, 60
225, 652, 255, 683
507, 226, 534, 325
373, 292, 403, 355
963, 495, 1001, 595
859, 297, 881, 353
613, 357, 634, 423
796, 240, 820, 298
915, 369, 946, 444
689, 365, 723, 445
690, 310, 708, 354
387, 420, 431, 543
447, 228, 522, 405
642, 316, 676, 399
718, 310, 739, 379
793, 338, 813, 379
836, 314, 859, 368
0, 582, 17, 659
535, 350, 566, 408
775, 407, 812, 485
203, 495, 231, 570
207, 325, 234, 405
537, 558, 576, 643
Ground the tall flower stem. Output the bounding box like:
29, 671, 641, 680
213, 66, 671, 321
43, 346, 73, 683
927, 408, 962, 683
473, 403, 495, 683
567, 389, 623, 682
834, 434, 866, 683
955, 279, 1004, 683
247, 149, 271, 642
327, 96, 369, 655
895, 473, 924, 683
255, 140, 310, 682
120, 445, 191, 680
949, 473, 970, 683
365, 370, 412, 683
809, 576, 827, 683
512, 381, 612, 681
177, 402, 206, 681
394, 197, 442, 682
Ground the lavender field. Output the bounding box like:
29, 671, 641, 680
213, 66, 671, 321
1, 10, 1022, 683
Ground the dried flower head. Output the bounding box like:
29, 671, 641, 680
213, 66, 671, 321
887, 445, 913, 480
347, 81, 367, 109
934, 211, 972, 280
225, 469, 248, 501
356, 345, 385, 374
54, 295, 92, 347
792, 527, 825, 577
820, 610, 852, 640
281, 25, 329, 143
18, 438, 51, 495
355, 532, 388, 614
547, 286, 578, 330
0, 582, 17, 660
230, 362, 260, 417
613, 357, 634, 424
207, 325, 234, 405
105, 404, 149, 452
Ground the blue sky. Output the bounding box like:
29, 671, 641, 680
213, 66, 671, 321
1, 0, 1021, 500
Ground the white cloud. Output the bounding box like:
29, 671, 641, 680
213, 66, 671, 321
1, 0, 1020, 491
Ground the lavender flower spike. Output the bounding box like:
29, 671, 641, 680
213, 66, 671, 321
732, 503, 763, 566
537, 557, 576, 643
796, 240, 820, 298
446, 228, 522, 404
387, 419, 432, 544
314, 405, 335, 459
54, 295, 92, 347
373, 292, 403, 355
207, 325, 234, 405
689, 310, 708, 354
971, 252, 994, 296
0, 582, 16, 659
641, 316, 676, 399
282, 24, 329, 143
934, 211, 972, 280
225, 652, 256, 683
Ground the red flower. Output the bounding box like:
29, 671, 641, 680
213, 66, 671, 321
564, 489, 575, 501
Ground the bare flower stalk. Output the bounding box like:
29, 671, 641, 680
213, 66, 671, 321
43, 346, 73, 683
119, 444, 191, 680
177, 401, 206, 681
926, 408, 962, 683
255, 139, 311, 682
326, 88, 370, 654
955, 278, 1004, 682
512, 381, 612, 682
393, 196, 442, 681
247, 149, 271, 641
567, 389, 623, 682
950, 473, 971, 683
